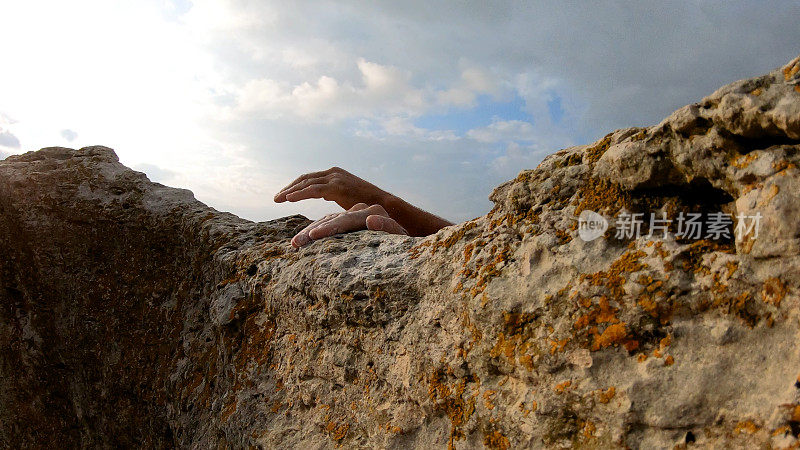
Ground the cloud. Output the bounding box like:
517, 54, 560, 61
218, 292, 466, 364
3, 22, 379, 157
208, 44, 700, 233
232, 59, 502, 122
0, 113, 20, 150
0, 130, 20, 149
467, 120, 536, 143
490, 142, 549, 176
133, 163, 177, 184
60, 129, 78, 142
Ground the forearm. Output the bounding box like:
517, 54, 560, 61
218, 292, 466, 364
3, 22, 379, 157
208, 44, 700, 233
379, 193, 452, 237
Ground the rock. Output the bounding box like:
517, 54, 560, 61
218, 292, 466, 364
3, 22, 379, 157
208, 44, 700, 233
1, 55, 799, 449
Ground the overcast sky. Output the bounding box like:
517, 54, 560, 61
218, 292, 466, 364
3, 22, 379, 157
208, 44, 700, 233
1, 1, 799, 223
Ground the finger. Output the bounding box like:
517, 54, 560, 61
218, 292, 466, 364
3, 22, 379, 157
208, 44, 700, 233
274, 167, 344, 200
366, 215, 408, 235
292, 213, 337, 248
274, 176, 330, 202
284, 184, 329, 202
348, 202, 369, 212
277, 168, 335, 193
308, 211, 367, 240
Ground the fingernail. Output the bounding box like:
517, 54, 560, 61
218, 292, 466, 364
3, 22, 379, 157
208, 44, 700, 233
295, 234, 310, 246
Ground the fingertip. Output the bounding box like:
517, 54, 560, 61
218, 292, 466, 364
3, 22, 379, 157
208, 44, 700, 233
292, 233, 310, 248
366, 215, 384, 231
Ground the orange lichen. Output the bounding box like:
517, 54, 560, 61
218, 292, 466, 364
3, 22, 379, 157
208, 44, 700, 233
519, 400, 538, 417
463, 242, 475, 263
519, 354, 534, 371
428, 372, 476, 448
772, 425, 792, 436
483, 390, 497, 410
773, 159, 798, 174
623, 339, 640, 352
581, 420, 597, 438
597, 386, 616, 404
490, 333, 516, 359
678, 240, 734, 274
580, 250, 647, 299
762, 277, 787, 306
574, 177, 631, 216
664, 355, 675, 366
749, 87, 763, 96
554, 380, 572, 394
791, 405, 800, 423
591, 323, 628, 350
630, 129, 648, 141
785, 61, 800, 81
466, 244, 513, 297
725, 261, 739, 278
732, 152, 758, 169
637, 353, 648, 363
434, 222, 477, 252
549, 338, 569, 355
585, 134, 613, 164
483, 429, 510, 450
573, 296, 620, 330
371, 286, 388, 301
555, 228, 573, 245
386, 424, 404, 434
734, 420, 758, 435
325, 421, 350, 441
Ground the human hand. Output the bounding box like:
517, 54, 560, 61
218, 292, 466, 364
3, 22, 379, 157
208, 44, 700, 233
274, 167, 389, 211
291, 203, 408, 248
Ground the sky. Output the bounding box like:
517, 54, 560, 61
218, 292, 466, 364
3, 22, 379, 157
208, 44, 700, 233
1, 1, 799, 223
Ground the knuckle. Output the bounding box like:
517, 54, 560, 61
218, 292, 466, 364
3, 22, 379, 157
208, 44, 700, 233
367, 204, 387, 215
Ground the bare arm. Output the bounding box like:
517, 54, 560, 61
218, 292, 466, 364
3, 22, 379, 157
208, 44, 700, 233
274, 167, 452, 247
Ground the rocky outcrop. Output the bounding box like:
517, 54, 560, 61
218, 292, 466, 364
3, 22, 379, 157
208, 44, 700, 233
1, 56, 800, 449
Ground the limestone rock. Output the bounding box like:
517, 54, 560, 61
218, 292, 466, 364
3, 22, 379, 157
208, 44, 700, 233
2, 56, 800, 449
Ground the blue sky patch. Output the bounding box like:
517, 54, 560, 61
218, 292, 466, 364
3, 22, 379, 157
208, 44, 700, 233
547, 93, 564, 124
414, 94, 531, 135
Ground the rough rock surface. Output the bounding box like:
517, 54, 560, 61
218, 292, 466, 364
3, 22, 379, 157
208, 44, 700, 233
2, 56, 800, 449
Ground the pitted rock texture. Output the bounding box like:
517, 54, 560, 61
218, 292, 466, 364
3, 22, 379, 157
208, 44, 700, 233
1, 56, 800, 449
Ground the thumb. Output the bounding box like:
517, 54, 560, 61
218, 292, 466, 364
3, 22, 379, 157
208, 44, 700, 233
366, 215, 408, 235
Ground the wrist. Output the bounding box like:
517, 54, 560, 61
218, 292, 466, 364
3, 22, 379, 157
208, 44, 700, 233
378, 192, 402, 211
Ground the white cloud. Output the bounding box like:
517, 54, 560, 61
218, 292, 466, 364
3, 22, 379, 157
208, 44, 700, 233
375, 117, 459, 141
467, 120, 536, 143
436, 66, 507, 107
232, 59, 428, 121
0, 131, 20, 150
60, 129, 78, 142
232, 59, 507, 122
490, 142, 548, 175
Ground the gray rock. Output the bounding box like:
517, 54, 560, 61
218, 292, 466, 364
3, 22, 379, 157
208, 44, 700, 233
1, 56, 800, 449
